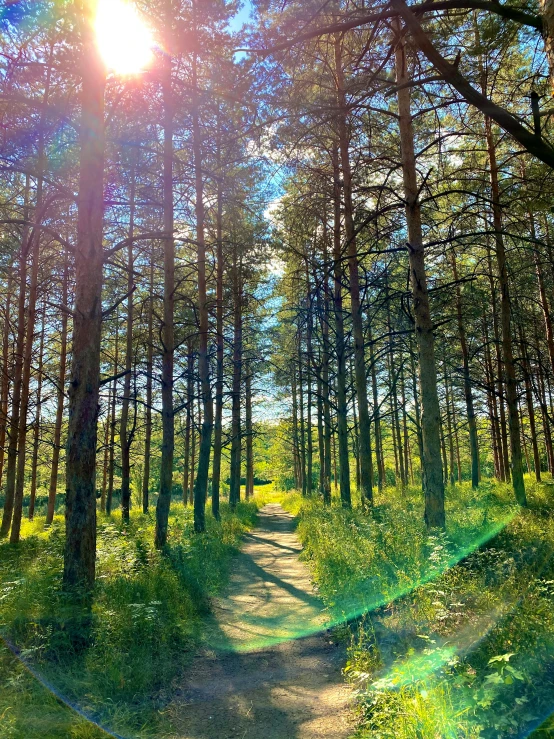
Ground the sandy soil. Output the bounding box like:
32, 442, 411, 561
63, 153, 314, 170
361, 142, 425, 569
167, 503, 353, 739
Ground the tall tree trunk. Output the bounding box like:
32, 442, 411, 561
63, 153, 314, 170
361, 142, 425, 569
298, 332, 307, 496
245, 360, 254, 499
11, 48, 54, 541
230, 248, 242, 510
120, 153, 136, 523
183, 343, 193, 505
368, 321, 385, 490
211, 161, 224, 520
444, 363, 455, 486
451, 251, 479, 487
0, 265, 14, 490
520, 333, 540, 482
395, 22, 445, 526
47, 250, 69, 525
142, 254, 154, 514
484, 117, 526, 505
317, 371, 325, 498
305, 264, 313, 496
321, 224, 332, 505
192, 46, 213, 534
334, 37, 373, 505
11, 198, 43, 543
155, 55, 175, 548
64, 24, 106, 591
106, 316, 119, 516
331, 145, 351, 508
189, 389, 197, 505
28, 304, 46, 520
1, 177, 30, 538
292, 365, 301, 490
410, 345, 424, 482
483, 313, 503, 479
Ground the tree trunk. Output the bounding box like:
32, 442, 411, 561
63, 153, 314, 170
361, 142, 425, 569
335, 37, 373, 505
451, 251, 479, 487
331, 145, 351, 508
63, 25, 106, 591
155, 55, 175, 548
183, 343, 193, 505
321, 225, 332, 505
28, 304, 46, 520
305, 264, 313, 497
0, 265, 14, 490
368, 321, 385, 490
245, 360, 254, 499
230, 247, 242, 510
395, 22, 444, 526
47, 250, 69, 525
106, 315, 119, 517
484, 117, 526, 505
522, 357, 540, 480
211, 161, 224, 519
142, 254, 154, 514
119, 153, 136, 523
192, 47, 213, 534
298, 332, 307, 496
1, 177, 30, 538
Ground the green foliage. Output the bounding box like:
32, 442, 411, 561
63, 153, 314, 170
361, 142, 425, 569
0, 501, 259, 738
283, 479, 554, 738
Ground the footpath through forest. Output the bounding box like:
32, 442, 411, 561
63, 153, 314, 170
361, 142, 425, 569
167, 503, 352, 738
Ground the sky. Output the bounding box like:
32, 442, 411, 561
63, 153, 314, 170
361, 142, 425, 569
228, 0, 254, 33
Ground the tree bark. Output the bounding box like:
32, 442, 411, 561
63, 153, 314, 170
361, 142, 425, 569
0, 265, 14, 491
246, 360, 254, 499
106, 314, 119, 517
155, 55, 175, 548
394, 21, 445, 526
451, 251, 479, 487
47, 249, 69, 525
28, 304, 46, 520
331, 145, 351, 508
63, 22, 106, 591
119, 152, 136, 523
230, 247, 242, 510
484, 116, 526, 505
142, 253, 154, 514
211, 155, 224, 519
1, 177, 30, 538
192, 46, 213, 534
334, 36, 373, 505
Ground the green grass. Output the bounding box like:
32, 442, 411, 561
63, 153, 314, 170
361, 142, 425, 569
277, 478, 554, 738
0, 495, 264, 739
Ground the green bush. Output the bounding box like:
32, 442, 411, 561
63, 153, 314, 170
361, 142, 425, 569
0, 500, 259, 738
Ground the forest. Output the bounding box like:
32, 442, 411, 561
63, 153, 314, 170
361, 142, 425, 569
2, 0, 554, 737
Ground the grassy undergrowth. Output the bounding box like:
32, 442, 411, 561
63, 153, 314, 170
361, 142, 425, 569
278, 479, 554, 738
0, 497, 262, 739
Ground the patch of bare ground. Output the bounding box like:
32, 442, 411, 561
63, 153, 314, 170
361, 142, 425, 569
167, 504, 353, 739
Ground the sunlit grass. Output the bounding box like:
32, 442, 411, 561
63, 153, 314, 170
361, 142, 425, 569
280, 477, 554, 738
0, 496, 262, 738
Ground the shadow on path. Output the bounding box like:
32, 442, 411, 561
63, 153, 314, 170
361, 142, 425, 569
167, 504, 352, 739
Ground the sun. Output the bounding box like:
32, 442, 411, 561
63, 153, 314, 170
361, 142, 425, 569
94, 0, 155, 76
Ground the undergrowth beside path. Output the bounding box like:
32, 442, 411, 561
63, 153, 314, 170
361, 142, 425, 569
0, 499, 260, 738
278, 479, 554, 739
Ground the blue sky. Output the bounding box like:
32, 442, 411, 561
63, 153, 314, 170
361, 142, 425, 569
228, 0, 254, 32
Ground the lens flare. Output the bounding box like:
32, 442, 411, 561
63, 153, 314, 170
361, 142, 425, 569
94, 0, 155, 76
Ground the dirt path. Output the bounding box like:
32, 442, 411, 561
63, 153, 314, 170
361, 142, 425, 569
167, 503, 352, 739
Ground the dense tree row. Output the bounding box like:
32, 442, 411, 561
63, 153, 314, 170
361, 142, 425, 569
0, 0, 271, 592
261, 0, 554, 521
2, 0, 554, 597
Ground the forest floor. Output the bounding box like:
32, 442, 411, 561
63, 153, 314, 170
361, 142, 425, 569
280, 480, 554, 739
166, 503, 353, 739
